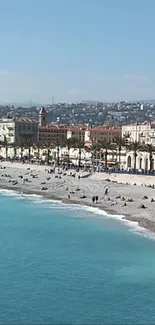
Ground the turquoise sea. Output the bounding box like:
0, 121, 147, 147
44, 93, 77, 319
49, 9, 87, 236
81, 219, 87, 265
0, 190, 155, 324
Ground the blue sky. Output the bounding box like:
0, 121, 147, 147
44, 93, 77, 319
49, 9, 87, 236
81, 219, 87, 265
0, 0, 155, 103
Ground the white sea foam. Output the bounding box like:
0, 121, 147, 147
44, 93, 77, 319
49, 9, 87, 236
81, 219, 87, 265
33, 198, 57, 204
23, 194, 42, 198
80, 204, 155, 240
0, 188, 155, 240
0, 189, 19, 196
84, 206, 108, 215
0, 189, 42, 199
104, 212, 155, 240
20, 194, 42, 200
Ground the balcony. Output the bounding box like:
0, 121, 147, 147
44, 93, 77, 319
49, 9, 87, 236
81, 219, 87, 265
19, 130, 33, 136
7, 127, 14, 131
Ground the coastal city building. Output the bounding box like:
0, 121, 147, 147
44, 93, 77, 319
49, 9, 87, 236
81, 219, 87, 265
38, 107, 122, 145
1, 101, 155, 127
88, 125, 121, 142
1, 106, 155, 172
0, 117, 38, 145
122, 122, 155, 145
39, 124, 68, 145
125, 151, 153, 170
67, 126, 89, 143
39, 124, 122, 145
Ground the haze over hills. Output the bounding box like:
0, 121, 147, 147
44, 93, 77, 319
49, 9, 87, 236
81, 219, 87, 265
0, 102, 42, 108
1, 99, 155, 107
0, 100, 155, 127
137, 100, 155, 104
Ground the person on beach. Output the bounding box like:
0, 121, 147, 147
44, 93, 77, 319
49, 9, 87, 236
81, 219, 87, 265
68, 194, 70, 199
92, 196, 95, 203
96, 196, 99, 203
139, 204, 146, 209
105, 187, 108, 195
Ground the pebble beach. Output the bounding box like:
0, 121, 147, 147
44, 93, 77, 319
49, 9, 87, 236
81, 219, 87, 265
1, 161, 155, 232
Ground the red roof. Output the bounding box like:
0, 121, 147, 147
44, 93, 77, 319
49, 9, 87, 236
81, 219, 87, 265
39, 124, 68, 131
90, 127, 121, 133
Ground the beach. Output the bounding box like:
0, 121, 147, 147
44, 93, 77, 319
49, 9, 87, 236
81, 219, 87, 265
1, 161, 155, 232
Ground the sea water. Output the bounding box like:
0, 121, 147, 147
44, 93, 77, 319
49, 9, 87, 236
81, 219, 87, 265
0, 191, 155, 324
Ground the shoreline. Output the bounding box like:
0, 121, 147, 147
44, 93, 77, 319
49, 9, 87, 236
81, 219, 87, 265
1, 161, 155, 234
1, 182, 155, 235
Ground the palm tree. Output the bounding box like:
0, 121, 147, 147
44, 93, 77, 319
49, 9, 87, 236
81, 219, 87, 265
45, 142, 53, 165
20, 137, 33, 162
72, 139, 85, 168
127, 140, 142, 170
99, 140, 116, 168
33, 142, 42, 163
47, 145, 51, 165
52, 138, 65, 167
2, 136, 9, 159
20, 142, 25, 160
86, 140, 100, 167
65, 137, 77, 162
44, 141, 57, 165
24, 138, 33, 162
113, 136, 128, 168
26, 144, 32, 162
142, 143, 155, 170
12, 143, 19, 160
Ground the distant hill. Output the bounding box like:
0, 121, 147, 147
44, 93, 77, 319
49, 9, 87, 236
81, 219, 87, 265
0, 102, 42, 108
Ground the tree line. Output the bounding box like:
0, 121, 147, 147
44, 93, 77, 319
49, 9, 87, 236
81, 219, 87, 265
0, 135, 155, 170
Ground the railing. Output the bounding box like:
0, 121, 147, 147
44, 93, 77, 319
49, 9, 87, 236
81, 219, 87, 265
1, 157, 155, 176
94, 167, 155, 176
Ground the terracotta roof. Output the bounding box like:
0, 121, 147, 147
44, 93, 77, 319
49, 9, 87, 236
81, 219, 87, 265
90, 128, 121, 132
15, 117, 37, 124
39, 124, 68, 131
68, 126, 88, 131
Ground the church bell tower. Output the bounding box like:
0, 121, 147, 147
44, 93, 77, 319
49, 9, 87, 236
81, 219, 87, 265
39, 107, 47, 126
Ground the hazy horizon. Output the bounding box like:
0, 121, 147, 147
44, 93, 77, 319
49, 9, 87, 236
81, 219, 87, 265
1, 98, 155, 107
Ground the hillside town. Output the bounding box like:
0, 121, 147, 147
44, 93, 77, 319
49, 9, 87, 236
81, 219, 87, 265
1, 101, 155, 126
0, 103, 155, 172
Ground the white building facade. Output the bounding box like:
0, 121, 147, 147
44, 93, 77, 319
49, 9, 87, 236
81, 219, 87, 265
0, 117, 38, 145
122, 122, 155, 144
67, 127, 89, 143
121, 123, 155, 170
